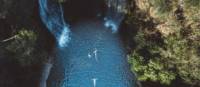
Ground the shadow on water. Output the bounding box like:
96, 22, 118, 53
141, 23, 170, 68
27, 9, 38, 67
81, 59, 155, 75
63, 0, 107, 22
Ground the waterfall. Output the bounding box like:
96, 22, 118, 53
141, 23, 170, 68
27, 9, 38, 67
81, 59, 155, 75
39, 0, 70, 47
39, 0, 127, 36
104, 0, 127, 33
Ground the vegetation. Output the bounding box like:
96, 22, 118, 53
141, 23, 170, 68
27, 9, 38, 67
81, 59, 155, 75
126, 0, 200, 86
57, 0, 67, 3
0, 0, 199, 86
2, 29, 49, 66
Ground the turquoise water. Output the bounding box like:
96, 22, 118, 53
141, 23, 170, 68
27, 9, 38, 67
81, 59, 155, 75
39, 0, 135, 86
48, 20, 134, 87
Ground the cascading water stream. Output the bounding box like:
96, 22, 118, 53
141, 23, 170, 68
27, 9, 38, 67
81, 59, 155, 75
104, 0, 127, 33
39, 0, 70, 47
38, 0, 136, 87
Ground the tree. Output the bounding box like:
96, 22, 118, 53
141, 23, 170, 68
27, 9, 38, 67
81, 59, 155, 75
128, 27, 200, 85
4, 29, 48, 66
126, 0, 200, 86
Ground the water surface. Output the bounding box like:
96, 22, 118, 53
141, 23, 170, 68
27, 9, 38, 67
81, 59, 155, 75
48, 20, 135, 87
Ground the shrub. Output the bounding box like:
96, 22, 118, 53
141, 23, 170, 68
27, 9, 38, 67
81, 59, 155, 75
5, 29, 48, 66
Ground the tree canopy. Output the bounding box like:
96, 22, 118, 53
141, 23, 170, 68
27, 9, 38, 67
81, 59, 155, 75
126, 0, 200, 86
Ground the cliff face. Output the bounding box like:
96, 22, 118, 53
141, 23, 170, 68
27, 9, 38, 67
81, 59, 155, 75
0, 1, 54, 87
0, 0, 35, 21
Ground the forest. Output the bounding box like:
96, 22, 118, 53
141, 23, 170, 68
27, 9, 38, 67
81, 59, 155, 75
125, 0, 200, 87
0, 0, 199, 87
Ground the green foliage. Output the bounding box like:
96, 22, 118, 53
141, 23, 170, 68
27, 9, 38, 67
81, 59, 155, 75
184, 0, 200, 7
126, 0, 200, 86
57, 0, 67, 3
129, 28, 200, 84
183, 0, 200, 22
163, 33, 200, 85
133, 0, 179, 24
150, 0, 172, 14
128, 27, 200, 85
128, 29, 177, 85
5, 29, 48, 66
128, 52, 176, 85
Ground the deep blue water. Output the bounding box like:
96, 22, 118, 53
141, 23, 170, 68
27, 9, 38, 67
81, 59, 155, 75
48, 20, 134, 87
